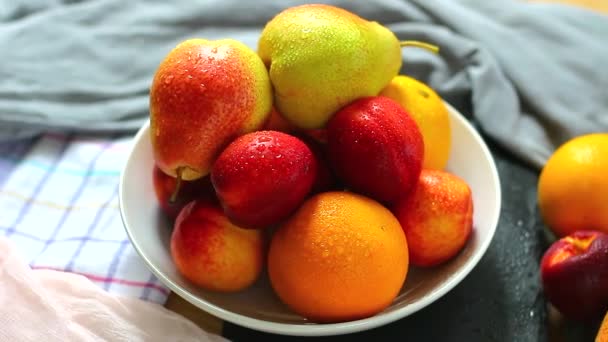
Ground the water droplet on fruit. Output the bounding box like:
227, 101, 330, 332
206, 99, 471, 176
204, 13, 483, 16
199, 84, 206, 92
275, 154, 282, 159
211, 47, 218, 53
257, 136, 271, 143
163, 75, 174, 84
256, 145, 266, 152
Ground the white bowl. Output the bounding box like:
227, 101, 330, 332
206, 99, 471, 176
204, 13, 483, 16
119, 102, 501, 336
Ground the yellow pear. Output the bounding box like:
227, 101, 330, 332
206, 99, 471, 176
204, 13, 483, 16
258, 4, 403, 129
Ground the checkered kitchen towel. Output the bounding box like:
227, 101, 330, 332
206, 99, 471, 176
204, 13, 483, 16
0, 132, 169, 304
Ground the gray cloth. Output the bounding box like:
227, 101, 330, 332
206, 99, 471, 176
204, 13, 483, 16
1, 0, 607, 168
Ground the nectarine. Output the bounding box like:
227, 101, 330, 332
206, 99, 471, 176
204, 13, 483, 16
394, 169, 473, 267
171, 200, 264, 292
541, 230, 608, 321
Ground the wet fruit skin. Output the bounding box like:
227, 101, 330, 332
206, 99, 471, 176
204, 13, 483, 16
150, 39, 272, 181
211, 130, 317, 229
537, 133, 608, 237
393, 169, 473, 267
540, 230, 608, 321
327, 96, 424, 205
380, 75, 452, 170
170, 200, 264, 292
268, 191, 409, 323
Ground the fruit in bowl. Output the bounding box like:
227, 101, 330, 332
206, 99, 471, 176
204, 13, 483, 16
380, 75, 452, 170
119, 3, 501, 336
119, 100, 500, 336
268, 191, 409, 323
258, 4, 402, 130
211, 130, 317, 229
150, 38, 272, 182
152, 165, 216, 220
171, 200, 264, 292
327, 96, 424, 205
394, 169, 474, 267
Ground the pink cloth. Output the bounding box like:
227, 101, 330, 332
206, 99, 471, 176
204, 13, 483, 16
0, 237, 227, 342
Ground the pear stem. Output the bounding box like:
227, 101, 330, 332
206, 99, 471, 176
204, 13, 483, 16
169, 167, 183, 204
399, 40, 440, 54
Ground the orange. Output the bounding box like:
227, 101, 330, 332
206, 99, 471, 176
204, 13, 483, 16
538, 133, 608, 237
597, 311, 608, 342
267, 191, 408, 322
380, 75, 451, 170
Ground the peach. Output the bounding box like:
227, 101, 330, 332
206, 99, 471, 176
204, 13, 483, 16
393, 169, 473, 267
541, 230, 608, 321
170, 200, 264, 292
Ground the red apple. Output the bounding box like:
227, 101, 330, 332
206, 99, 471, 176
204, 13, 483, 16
327, 96, 423, 205
541, 230, 608, 321
211, 131, 317, 228
171, 200, 264, 292
152, 165, 216, 220
393, 169, 473, 267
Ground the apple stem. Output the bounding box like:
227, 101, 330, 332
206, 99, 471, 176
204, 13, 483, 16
169, 167, 183, 204
400, 40, 440, 54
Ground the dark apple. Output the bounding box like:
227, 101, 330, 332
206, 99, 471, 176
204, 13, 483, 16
541, 230, 608, 321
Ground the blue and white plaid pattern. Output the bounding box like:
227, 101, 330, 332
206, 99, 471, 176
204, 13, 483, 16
0, 133, 169, 303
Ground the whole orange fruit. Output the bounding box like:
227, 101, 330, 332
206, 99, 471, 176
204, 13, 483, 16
380, 75, 451, 170
268, 191, 408, 322
538, 133, 608, 237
